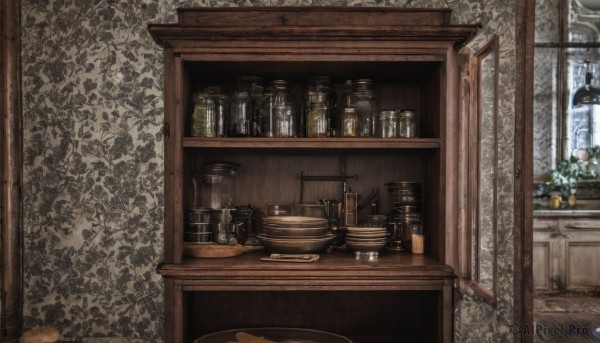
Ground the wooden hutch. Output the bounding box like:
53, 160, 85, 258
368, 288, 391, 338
149, 7, 477, 343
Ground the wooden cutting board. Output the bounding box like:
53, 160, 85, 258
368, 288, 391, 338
183, 243, 245, 258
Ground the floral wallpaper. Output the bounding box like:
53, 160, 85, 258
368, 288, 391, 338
20, 0, 518, 342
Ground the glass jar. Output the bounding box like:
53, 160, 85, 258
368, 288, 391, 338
380, 110, 398, 138
262, 80, 295, 137
341, 79, 355, 108
341, 107, 358, 137
228, 91, 253, 137
236, 75, 264, 136
398, 109, 417, 138
307, 101, 329, 138
213, 94, 230, 137
191, 162, 239, 209
353, 79, 379, 137
191, 92, 216, 137
303, 76, 333, 137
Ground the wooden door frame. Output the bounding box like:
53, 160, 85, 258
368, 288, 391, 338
1, 0, 22, 341
515, 0, 535, 342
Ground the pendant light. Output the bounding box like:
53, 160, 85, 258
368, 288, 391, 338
573, 60, 600, 106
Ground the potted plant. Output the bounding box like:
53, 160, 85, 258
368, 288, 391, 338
544, 156, 597, 208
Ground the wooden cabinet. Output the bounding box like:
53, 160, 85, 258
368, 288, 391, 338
533, 214, 600, 293
149, 7, 477, 343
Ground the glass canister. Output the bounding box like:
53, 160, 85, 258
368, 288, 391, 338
303, 76, 333, 137
353, 79, 379, 137
398, 109, 417, 138
236, 75, 264, 136
229, 91, 253, 137
191, 162, 239, 209
213, 94, 230, 137
341, 107, 358, 137
380, 110, 398, 138
262, 80, 295, 137
203, 86, 230, 137
191, 92, 216, 137
341, 79, 355, 108
306, 101, 329, 138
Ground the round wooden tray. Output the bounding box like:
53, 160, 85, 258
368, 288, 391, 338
183, 242, 244, 258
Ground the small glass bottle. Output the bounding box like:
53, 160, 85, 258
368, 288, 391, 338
398, 109, 417, 138
341, 107, 358, 137
191, 92, 216, 137
379, 110, 398, 138
409, 221, 424, 254
307, 102, 328, 138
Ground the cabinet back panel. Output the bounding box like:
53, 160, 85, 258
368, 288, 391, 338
187, 151, 436, 218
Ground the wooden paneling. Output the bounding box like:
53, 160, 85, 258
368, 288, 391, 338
1, 0, 22, 340
566, 242, 600, 290
533, 242, 550, 291
533, 216, 600, 293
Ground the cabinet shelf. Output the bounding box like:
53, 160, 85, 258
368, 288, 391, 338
158, 251, 454, 290
182, 137, 441, 149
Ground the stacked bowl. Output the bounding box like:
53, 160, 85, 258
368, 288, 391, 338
345, 227, 388, 260
257, 216, 334, 253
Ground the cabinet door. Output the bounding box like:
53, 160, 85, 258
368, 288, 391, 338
533, 218, 560, 291
562, 219, 600, 291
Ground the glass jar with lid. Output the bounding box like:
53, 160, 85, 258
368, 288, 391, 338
303, 76, 333, 137
204, 87, 230, 137
341, 107, 358, 137
307, 101, 329, 138
353, 79, 379, 137
380, 110, 398, 138
228, 91, 253, 137
191, 92, 216, 137
262, 80, 296, 137
236, 75, 264, 136
398, 109, 417, 138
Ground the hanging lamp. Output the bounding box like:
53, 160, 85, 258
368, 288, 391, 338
573, 60, 600, 106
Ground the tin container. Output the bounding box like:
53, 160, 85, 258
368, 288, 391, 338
184, 232, 213, 243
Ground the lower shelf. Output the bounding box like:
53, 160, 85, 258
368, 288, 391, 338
162, 251, 455, 343
187, 290, 440, 343
159, 250, 455, 291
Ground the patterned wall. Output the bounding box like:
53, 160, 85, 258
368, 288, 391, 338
20, 0, 517, 342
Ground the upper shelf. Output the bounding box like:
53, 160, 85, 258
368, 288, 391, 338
182, 137, 441, 149
148, 7, 479, 47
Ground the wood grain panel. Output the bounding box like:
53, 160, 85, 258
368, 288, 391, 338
566, 242, 600, 290
533, 242, 550, 291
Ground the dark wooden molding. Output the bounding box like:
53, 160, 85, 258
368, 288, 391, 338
148, 7, 478, 48
1, 0, 22, 341
514, 0, 536, 342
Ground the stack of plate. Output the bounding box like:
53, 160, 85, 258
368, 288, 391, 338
258, 216, 334, 254
345, 227, 388, 260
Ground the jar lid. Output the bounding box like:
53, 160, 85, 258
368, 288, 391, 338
352, 79, 374, 91
343, 107, 357, 113
380, 110, 397, 118
399, 109, 415, 116
192, 92, 213, 102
